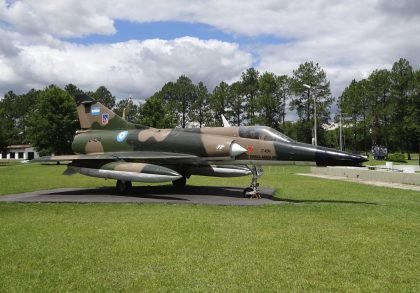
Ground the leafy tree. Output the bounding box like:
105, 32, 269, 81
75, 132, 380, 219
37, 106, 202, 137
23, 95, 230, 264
0, 123, 6, 152
390, 58, 414, 159
160, 76, 196, 128
366, 69, 391, 147
411, 70, 420, 163
64, 83, 84, 98
290, 62, 332, 144
137, 91, 173, 128
241, 68, 259, 125
0, 91, 20, 145
339, 80, 363, 152
209, 81, 230, 126
228, 81, 245, 126
19, 89, 40, 141
190, 82, 211, 127
89, 86, 116, 109
277, 75, 291, 127
0, 89, 39, 146
324, 129, 340, 149
282, 121, 298, 141
175, 75, 196, 128
339, 58, 420, 155
114, 98, 139, 122
257, 72, 282, 129
27, 85, 78, 156
161, 82, 178, 128
356, 79, 370, 156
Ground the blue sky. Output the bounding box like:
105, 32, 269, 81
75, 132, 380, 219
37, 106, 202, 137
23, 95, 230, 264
67, 20, 290, 47
64, 20, 291, 69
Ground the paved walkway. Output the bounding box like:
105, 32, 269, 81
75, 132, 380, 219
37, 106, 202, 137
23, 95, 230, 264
298, 173, 420, 192
0, 186, 281, 206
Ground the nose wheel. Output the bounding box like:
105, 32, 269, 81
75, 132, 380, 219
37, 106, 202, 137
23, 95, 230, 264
243, 166, 263, 198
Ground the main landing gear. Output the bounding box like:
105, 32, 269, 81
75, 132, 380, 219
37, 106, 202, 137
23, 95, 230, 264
243, 166, 263, 199
116, 180, 132, 194
115, 176, 187, 194
172, 176, 187, 189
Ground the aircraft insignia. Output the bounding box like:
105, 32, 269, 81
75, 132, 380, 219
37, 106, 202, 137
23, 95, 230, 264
116, 130, 128, 142
91, 106, 100, 116
101, 113, 109, 125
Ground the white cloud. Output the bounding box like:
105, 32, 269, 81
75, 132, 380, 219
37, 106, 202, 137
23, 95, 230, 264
0, 1, 115, 38
1, 0, 420, 103
257, 19, 420, 97
0, 37, 252, 99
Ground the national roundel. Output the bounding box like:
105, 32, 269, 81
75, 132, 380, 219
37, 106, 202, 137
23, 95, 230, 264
116, 131, 129, 142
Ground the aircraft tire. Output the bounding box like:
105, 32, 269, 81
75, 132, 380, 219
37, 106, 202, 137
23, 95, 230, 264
116, 180, 132, 194
172, 176, 187, 189
243, 187, 254, 198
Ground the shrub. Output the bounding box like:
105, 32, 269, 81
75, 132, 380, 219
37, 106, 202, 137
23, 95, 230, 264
387, 153, 407, 163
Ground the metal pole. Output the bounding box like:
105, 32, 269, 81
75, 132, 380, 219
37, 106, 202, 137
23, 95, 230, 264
314, 93, 317, 146
308, 88, 313, 145
339, 111, 343, 151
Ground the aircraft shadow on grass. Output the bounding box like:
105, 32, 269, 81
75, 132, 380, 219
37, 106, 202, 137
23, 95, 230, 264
42, 186, 376, 205
274, 197, 377, 205
42, 185, 275, 201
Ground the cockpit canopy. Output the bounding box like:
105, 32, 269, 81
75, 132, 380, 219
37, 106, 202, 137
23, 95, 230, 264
239, 126, 295, 143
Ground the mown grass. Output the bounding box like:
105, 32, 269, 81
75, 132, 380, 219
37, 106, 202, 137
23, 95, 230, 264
0, 163, 117, 195
0, 163, 420, 291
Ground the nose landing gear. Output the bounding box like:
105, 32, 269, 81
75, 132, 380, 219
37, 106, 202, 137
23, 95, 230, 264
243, 166, 263, 198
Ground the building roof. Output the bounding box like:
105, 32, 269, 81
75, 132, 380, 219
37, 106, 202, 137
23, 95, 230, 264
7, 144, 33, 149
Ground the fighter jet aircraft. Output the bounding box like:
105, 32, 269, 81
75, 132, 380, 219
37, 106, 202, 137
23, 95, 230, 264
36, 94, 367, 196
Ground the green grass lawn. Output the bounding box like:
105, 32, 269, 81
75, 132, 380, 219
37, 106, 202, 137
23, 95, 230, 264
1, 164, 420, 291
0, 163, 118, 195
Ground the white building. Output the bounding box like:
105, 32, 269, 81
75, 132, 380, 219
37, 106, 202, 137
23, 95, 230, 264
0, 144, 39, 160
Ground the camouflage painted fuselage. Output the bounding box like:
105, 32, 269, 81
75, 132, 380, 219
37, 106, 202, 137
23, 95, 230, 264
72, 125, 366, 167
37, 94, 367, 185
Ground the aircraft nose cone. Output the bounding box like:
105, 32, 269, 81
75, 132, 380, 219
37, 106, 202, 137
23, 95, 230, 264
315, 148, 368, 166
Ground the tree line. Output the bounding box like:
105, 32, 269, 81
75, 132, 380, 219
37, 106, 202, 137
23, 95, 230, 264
126, 61, 334, 147
0, 58, 418, 157
339, 58, 420, 159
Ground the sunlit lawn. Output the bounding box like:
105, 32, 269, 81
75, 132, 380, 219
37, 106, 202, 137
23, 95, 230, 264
0, 163, 419, 291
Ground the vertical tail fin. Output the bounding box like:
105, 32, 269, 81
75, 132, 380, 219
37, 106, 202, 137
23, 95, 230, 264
75, 94, 131, 130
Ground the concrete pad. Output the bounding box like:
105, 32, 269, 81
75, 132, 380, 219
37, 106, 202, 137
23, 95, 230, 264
376, 164, 420, 173
0, 186, 281, 206
298, 173, 420, 192
311, 166, 420, 186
